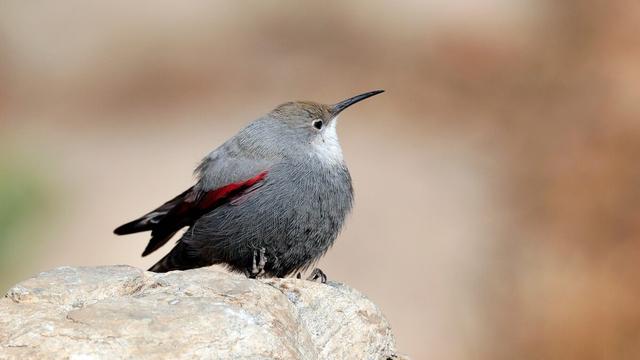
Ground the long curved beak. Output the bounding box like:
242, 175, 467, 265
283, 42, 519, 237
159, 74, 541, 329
331, 90, 384, 115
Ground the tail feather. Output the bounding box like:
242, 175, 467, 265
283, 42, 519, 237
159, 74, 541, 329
141, 231, 179, 257
148, 242, 211, 272
113, 218, 154, 235
113, 187, 194, 236
114, 187, 197, 257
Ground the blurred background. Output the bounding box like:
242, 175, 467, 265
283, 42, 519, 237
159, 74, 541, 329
1, 1, 639, 358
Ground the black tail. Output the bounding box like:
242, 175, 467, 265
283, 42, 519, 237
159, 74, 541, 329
113, 218, 153, 235
114, 187, 193, 236
114, 187, 197, 257
148, 242, 212, 273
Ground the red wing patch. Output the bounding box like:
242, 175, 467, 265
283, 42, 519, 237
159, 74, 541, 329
132, 170, 268, 257
198, 171, 268, 209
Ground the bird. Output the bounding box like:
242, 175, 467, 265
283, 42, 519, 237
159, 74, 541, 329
114, 90, 384, 281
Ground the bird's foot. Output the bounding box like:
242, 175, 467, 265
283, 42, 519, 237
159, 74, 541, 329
245, 247, 267, 279
306, 268, 327, 284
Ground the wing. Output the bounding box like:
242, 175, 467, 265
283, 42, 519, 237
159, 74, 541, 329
113, 187, 194, 236
114, 170, 268, 257
115, 126, 275, 257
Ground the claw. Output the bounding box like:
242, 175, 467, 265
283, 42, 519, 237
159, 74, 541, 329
247, 247, 268, 279
251, 249, 258, 277
257, 247, 267, 277
306, 268, 327, 283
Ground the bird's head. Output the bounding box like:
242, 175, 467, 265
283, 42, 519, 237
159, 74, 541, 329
264, 90, 384, 163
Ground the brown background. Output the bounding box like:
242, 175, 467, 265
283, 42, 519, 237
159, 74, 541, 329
1, 1, 639, 358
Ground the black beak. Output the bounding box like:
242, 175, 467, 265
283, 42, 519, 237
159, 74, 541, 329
331, 90, 384, 115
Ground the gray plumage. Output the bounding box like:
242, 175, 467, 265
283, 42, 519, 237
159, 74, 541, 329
114, 90, 384, 278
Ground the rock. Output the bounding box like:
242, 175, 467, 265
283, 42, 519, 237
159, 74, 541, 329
0, 266, 405, 359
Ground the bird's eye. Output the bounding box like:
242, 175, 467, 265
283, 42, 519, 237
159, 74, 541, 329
312, 120, 323, 130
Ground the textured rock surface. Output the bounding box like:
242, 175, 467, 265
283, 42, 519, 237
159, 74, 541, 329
0, 266, 405, 359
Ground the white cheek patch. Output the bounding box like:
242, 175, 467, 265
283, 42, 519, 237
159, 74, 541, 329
312, 117, 344, 165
